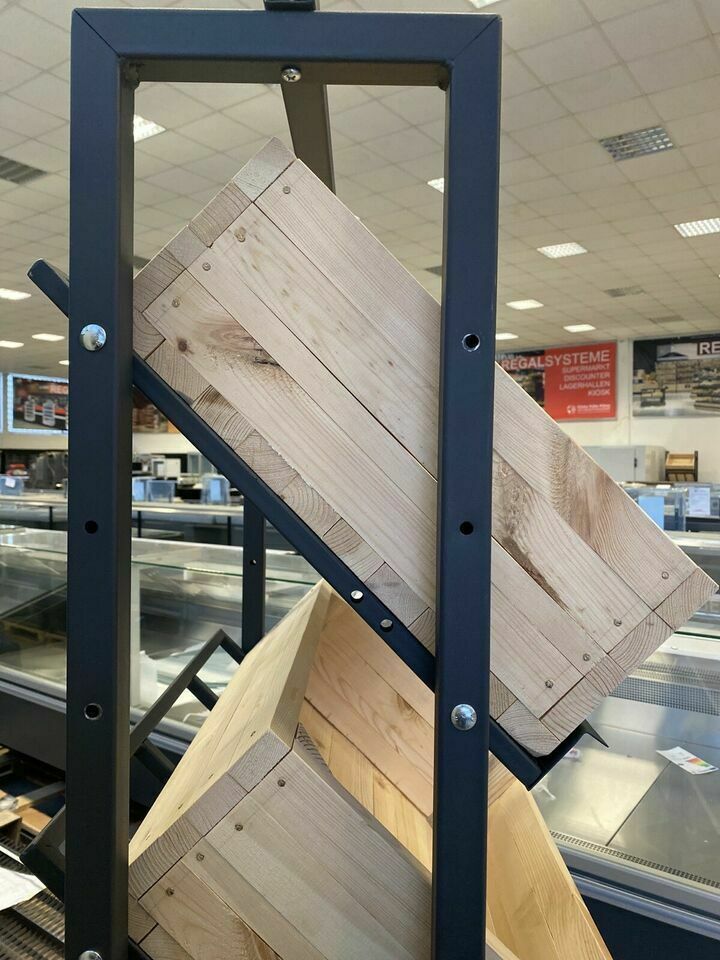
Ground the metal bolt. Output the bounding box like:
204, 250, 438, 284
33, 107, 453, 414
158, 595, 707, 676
350, 589, 363, 602
281, 66, 302, 83
662, 571, 669, 580
79, 324, 106, 352
202, 262, 211, 271
282, 185, 291, 195
582, 653, 591, 662
172, 298, 180, 307
79, 952, 103, 960
278, 778, 286, 787
613, 618, 622, 627
380, 618, 393, 631
545, 679, 554, 689
166, 888, 174, 897
235, 227, 246, 242
450, 703, 477, 731
234, 823, 243, 831
196, 852, 204, 862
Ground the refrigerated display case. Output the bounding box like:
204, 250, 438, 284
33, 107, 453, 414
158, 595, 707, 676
534, 529, 720, 942
0, 528, 319, 744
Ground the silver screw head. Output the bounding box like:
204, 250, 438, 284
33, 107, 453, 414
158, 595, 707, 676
545, 679, 554, 689
379, 618, 393, 631
281, 65, 302, 83
79, 324, 106, 352
582, 653, 591, 662
79, 952, 103, 960
451, 703, 477, 731
350, 589, 363, 602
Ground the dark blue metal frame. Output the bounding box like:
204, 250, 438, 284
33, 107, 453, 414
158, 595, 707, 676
62, 8, 505, 959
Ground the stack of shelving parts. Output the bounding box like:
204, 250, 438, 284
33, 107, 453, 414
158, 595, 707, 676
132, 137, 716, 757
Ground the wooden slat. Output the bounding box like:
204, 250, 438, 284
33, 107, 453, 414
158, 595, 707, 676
129, 581, 331, 898
142, 861, 277, 960
655, 566, 717, 631
143, 274, 436, 608
147, 339, 209, 406
496, 700, 561, 757
141, 924, 195, 960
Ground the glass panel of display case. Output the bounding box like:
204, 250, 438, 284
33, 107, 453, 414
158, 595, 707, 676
0, 528, 319, 738
534, 528, 720, 908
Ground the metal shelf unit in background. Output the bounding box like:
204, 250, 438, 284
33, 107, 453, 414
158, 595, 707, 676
24, 6, 593, 959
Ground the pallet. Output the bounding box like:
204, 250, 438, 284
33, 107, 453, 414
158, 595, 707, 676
129, 582, 611, 960
132, 138, 716, 753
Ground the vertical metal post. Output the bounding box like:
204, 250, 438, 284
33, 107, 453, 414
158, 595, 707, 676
66, 13, 134, 960
241, 498, 266, 651
432, 20, 501, 960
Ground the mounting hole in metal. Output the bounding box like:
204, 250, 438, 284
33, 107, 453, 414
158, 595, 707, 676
84, 520, 98, 534
462, 333, 480, 352
459, 521, 474, 535
84, 702, 102, 721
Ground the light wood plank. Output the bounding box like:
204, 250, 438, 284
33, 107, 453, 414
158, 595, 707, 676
147, 339, 209, 406
494, 364, 696, 606
129, 582, 331, 898
493, 451, 652, 651
365, 562, 427, 627
141, 860, 277, 960
655, 567, 718, 631
323, 518, 384, 581
141, 925, 194, 960
281, 475, 339, 537
232, 137, 295, 201
189, 180, 252, 247
496, 701, 561, 757
608, 611, 669, 673
143, 274, 436, 607
219, 200, 438, 473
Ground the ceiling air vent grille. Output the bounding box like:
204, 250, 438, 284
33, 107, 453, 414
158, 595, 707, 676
599, 126, 674, 161
605, 285, 645, 298
0, 155, 46, 185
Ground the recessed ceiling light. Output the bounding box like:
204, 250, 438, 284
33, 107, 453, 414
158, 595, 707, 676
674, 218, 720, 238
496, 332, 519, 341
0, 340, 23, 349
468, 0, 502, 6
427, 177, 445, 193
133, 115, 166, 143
599, 126, 674, 162
0, 288, 31, 301
32, 333, 65, 342
563, 324, 596, 333
507, 299, 543, 310
0, 155, 46, 185
537, 243, 587, 259
59, 360, 70, 366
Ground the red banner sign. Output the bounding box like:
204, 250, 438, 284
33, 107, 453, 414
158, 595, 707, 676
498, 342, 617, 421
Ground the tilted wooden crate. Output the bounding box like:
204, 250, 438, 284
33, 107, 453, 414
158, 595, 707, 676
129, 582, 612, 960
133, 138, 716, 753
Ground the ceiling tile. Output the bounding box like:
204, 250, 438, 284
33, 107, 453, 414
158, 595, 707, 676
601, 0, 707, 61
512, 115, 590, 154
551, 65, 641, 113
10, 73, 70, 121
628, 38, 720, 96
0, 53, 40, 94
650, 76, 720, 122
576, 96, 662, 140
179, 113, 259, 151
520, 27, 618, 85
0, 96, 65, 138
323, 100, 405, 142
501, 0, 591, 51
500, 156, 550, 186
537, 141, 612, 175
667, 109, 720, 148
0, 7, 68, 68
135, 84, 214, 130
697, 0, 720, 32
618, 147, 689, 181
581, 0, 662, 21
502, 87, 567, 131
380, 87, 445, 125
365, 128, 438, 163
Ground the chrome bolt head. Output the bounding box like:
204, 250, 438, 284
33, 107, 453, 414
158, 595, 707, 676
79, 952, 103, 960
79, 324, 106, 352
281, 66, 302, 83
350, 590, 363, 602
451, 703, 477, 731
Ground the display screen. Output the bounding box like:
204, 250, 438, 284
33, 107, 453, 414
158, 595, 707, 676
497, 341, 617, 421
633, 334, 720, 417
7, 374, 68, 434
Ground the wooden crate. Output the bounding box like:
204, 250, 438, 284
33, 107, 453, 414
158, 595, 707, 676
129, 582, 611, 960
133, 138, 716, 754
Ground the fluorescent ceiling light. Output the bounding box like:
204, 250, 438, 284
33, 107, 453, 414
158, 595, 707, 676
496, 332, 519, 341
468, 0, 502, 6
0, 340, 23, 348
563, 324, 596, 333
674, 218, 720, 238
507, 299, 543, 310
32, 333, 65, 342
600, 126, 674, 162
59, 360, 70, 366
0, 288, 31, 301
537, 243, 587, 259
427, 177, 445, 193
133, 115, 166, 143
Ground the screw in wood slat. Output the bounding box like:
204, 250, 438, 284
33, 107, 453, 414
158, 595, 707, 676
582, 653, 591, 662
613, 618, 622, 627
166, 888, 174, 897
172, 298, 180, 307
202, 262, 211, 271
282, 185, 291, 195
545, 680, 554, 689
278, 779, 286, 787
196, 853, 204, 862
662, 571, 669, 579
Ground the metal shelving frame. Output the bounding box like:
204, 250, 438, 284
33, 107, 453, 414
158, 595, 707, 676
33, 5, 584, 959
